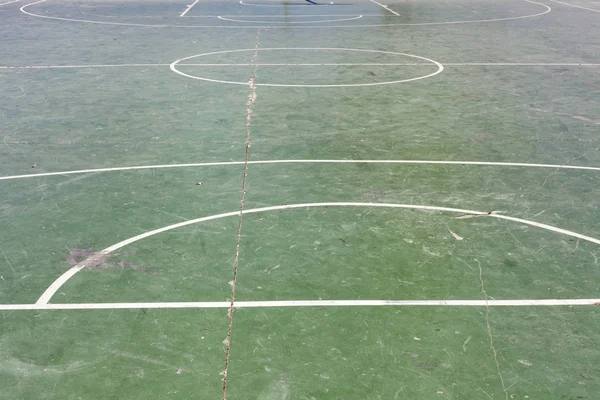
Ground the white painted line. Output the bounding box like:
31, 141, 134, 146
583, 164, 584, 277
0, 64, 168, 69
2, 62, 600, 70
369, 0, 400, 16
368, 0, 552, 26
445, 63, 600, 66
180, 62, 427, 66
3, 299, 600, 311
19, 0, 551, 28
182, 62, 600, 67
173, 62, 600, 67
21, 0, 171, 27
2, 159, 600, 182
179, 0, 199, 17
36, 202, 600, 305
217, 14, 363, 23
0, 161, 244, 181
0, 0, 24, 6
182, 14, 371, 17
239, 0, 337, 6
548, 0, 600, 12
170, 47, 444, 87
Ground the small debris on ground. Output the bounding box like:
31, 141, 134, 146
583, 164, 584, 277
449, 229, 464, 241
66, 249, 109, 268
455, 210, 503, 219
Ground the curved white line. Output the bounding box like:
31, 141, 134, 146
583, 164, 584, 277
548, 0, 600, 12
36, 202, 600, 305
2, 159, 600, 182
21, 0, 171, 27
20, 0, 551, 28
170, 47, 444, 87
371, 0, 552, 26
217, 14, 363, 23
3, 299, 600, 311
369, 0, 400, 16
0, 0, 23, 6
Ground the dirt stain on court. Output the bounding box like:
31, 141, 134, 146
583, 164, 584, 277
65, 248, 146, 271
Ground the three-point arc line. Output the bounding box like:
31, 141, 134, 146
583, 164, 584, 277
28, 202, 600, 307
19, 0, 552, 28
0, 0, 24, 6
547, 0, 600, 13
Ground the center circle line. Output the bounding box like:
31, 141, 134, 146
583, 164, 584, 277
169, 47, 444, 87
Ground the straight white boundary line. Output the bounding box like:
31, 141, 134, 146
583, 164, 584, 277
2, 299, 600, 311
2, 159, 600, 182
446, 62, 600, 66
35, 202, 600, 305
3, 63, 600, 70
179, 0, 199, 17
548, 0, 600, 12
0, 64, 167, 69
239, 0, 337, 6
369, 0, 400, 16
19, 0, 552, 28
176, 62, 600, 66
182, 14, 376, 17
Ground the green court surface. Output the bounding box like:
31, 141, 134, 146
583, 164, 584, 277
1, 0, 600, 398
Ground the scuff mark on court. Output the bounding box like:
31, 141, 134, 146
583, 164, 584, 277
65, 248, 146, 271
108, 349, 182, 372
455, 211, 502, 219
449, 229, 464, 241
531, 107, 600, 126
66, 248, 110, 268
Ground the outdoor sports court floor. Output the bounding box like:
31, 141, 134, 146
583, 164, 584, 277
1, 0, 600, 398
